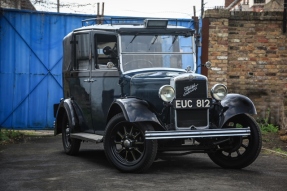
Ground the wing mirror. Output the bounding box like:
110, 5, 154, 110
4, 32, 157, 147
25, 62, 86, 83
202, 61, 211, 69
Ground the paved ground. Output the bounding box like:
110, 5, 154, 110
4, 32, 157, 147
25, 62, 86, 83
0, 133, 287, 191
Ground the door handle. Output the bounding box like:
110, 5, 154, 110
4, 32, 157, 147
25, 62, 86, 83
84, 79, 95, 82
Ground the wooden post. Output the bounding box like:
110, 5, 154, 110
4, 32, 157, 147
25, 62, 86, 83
283, 0, 287, 33
101, 2, 105, 24
201, 17, 209, 77
97, 3, 100, 24
57, 0, 60, 13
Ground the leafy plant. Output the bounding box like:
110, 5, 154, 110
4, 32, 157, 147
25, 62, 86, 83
0, 129, 24, 144
257, 109, 279, 134
259, 123, 279, 134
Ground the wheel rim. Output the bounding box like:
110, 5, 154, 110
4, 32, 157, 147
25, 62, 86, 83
110, 122, 145, 166
217, 120, 252, 159
63, 121, 71, 149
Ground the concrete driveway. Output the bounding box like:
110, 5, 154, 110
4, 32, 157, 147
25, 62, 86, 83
0, 134, 287, 191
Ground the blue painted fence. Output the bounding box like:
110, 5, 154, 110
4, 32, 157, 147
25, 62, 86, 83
0, 9, 195, 130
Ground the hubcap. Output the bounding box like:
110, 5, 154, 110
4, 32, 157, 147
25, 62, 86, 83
123, 139, 131, 148
64, 124, 71, 147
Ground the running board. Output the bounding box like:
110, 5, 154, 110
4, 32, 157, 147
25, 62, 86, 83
145, 128, 251, 140
70, 133, 103, 143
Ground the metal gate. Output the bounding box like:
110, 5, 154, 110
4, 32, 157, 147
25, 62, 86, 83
0, 9, 195, 130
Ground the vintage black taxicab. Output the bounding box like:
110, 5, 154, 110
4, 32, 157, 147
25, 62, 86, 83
53, 18, 261, 172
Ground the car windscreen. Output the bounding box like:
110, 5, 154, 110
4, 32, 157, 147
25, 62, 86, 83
120, 34, 195, 73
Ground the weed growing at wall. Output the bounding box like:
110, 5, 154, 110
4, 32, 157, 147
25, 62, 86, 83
257, 109, 279, 134
259, 123, 279, 134
0, 129, 24, 144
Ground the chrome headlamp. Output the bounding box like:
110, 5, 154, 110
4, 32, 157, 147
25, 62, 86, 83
211, 84, 227, 101
158, 85, 175, 102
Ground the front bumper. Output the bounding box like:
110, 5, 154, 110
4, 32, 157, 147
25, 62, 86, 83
145, 128, 250, 140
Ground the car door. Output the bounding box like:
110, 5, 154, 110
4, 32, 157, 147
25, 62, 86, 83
68, 31, 94, 133
90, 32, 121, 135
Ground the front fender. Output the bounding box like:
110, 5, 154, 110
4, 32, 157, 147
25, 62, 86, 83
54, 98, 77, 135
107, 98, 161, 125
219, 94, 257, 127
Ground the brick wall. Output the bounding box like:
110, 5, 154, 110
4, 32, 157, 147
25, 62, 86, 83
204, 9, 287, 129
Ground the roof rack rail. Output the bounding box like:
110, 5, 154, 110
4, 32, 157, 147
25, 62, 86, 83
81, 17, 191, 27
82, 17, 144, 27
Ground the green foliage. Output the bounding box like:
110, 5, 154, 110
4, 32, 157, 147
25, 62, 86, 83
259, 123, 279, 134
257, 109, 279, 134
0, 129, 24, 144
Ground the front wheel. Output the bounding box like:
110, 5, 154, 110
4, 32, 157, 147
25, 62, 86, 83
208, 114, 262, 169
104, 113, 157, 172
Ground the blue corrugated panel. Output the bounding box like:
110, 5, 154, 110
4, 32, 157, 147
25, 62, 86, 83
0, 9, 195, 130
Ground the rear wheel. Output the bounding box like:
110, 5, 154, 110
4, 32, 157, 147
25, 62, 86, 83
61, 112, 81, 155
104, 113, 157, 172
208, 114, 261, 169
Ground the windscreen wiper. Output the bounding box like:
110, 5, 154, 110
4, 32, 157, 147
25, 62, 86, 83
148, 35, 158, 50
125, 34, 138, 50
169, 35, 178, 50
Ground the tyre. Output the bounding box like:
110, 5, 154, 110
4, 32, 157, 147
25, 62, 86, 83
61, 112, 81, 155
104, 113, 157, 172
208, 114, 262, 169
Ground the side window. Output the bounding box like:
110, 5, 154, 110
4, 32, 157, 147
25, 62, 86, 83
74, 33, 90, 70
94, 34, 118, 70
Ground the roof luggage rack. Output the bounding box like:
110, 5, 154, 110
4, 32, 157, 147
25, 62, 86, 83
81, 17, 192, 27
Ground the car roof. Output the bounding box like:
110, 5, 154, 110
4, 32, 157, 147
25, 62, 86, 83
74, 18, 193, 32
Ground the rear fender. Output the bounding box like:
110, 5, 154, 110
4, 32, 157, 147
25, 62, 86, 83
54, 98, 77, 135
219, 94, 257, 127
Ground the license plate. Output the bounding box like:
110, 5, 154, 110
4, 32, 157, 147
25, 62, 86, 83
173, 98, 212, 109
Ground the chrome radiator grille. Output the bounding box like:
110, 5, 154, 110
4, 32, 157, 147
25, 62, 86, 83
174, 79, 208, 128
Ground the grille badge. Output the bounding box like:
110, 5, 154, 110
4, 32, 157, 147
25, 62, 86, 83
183, 83, 198, 96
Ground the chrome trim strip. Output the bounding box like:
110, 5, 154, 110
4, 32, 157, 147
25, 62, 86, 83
145, 128, 251, 140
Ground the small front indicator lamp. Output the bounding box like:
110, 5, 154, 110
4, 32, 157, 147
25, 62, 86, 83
144, 19, 168, 28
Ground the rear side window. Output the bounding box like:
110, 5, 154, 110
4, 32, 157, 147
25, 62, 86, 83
74, 33, 90, 70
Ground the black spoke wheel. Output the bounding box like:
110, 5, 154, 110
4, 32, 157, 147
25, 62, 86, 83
61, 112, 81, 155
104, 113, 157, 172
208, 114, 262, 169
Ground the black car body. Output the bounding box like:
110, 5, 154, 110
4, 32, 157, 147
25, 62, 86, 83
54, 19, 261, 172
